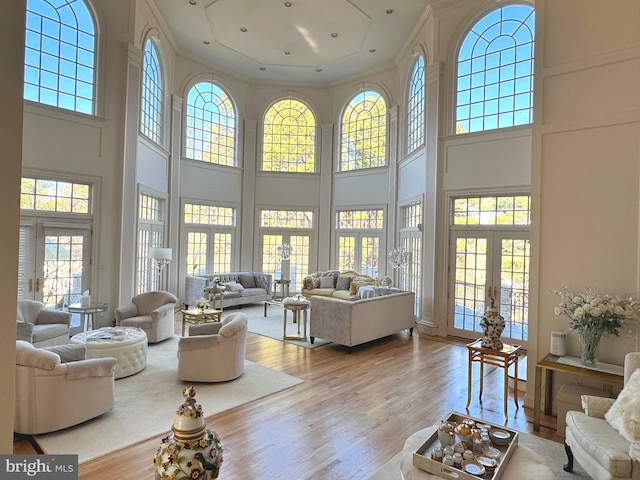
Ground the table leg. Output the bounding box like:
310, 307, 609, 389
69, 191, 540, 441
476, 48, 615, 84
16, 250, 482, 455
544, 368, 553, 416
466, 350, 472, 409
479, 357, 484, 402
503, 357, 509, 419
513, 354, 519, 410
182, 318, 186, 336
282, 309, 287, 339
534, 365, 542, 431
303, 309, 307, 340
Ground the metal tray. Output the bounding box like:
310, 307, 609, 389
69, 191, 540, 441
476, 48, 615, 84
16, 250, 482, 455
412, 411, 519, 480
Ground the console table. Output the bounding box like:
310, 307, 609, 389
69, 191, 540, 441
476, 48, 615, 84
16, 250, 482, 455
533, 353, 624, 431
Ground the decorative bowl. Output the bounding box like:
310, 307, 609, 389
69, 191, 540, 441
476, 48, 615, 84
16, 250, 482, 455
489, 427, 511, 446
462, 459, 486, 476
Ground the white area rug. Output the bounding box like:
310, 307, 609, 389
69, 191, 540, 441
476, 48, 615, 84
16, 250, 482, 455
367, 431, 589, 480
236, 303, 331, 348
34, 335, 303, 464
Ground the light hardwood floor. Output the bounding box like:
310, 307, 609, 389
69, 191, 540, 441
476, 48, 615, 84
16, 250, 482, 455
14, 311, 561, 479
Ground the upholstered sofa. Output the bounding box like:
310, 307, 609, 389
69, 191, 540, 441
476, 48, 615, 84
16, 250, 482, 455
564, 351, 640, 480
301, 270, 376, 300
309, 290, 415, 348
185, 272, 273, 308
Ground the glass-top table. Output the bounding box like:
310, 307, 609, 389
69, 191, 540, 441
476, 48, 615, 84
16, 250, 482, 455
67, 302, 109, 332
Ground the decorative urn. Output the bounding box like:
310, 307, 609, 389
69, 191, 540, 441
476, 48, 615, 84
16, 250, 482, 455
479, 295, 505, 350
154, 386, 223, 480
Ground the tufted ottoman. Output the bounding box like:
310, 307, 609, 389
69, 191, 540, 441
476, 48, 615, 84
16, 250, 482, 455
71, 326, 148, 379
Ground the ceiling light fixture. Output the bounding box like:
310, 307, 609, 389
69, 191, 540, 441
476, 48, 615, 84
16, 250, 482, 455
284, 51, 290, 55
386, 8, 394, 14
189, 0, 196, 5
315, 68, 322, 72
259, 67, 267, 71
284, 1, 292, 6
240, 27, 248, 32
203, 40, 210, 45
331, 32, 338, 38
369, 48, 376, 53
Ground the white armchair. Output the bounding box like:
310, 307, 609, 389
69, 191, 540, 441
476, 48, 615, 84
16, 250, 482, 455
177, 312, 248, 382
114, 291, 178, 343
17, 299, 71, 347
564, 352, 640, 480
14, 340, 116, 434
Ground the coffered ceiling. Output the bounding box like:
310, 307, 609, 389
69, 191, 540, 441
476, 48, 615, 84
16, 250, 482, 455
151, 0, 429, 83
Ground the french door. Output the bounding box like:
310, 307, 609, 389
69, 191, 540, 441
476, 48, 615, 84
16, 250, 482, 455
19, 218, 92, 333
448, 229, 529, 348
260, 233, 310, 294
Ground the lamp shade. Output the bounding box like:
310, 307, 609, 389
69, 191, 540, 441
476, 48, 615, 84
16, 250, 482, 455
149, 247, 172, 260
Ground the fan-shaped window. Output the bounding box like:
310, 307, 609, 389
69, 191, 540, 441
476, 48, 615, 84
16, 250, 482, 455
407, 55, 425, 153
262, 99, 316, 172
140, 39, 163, 145
455, 4, 535, 134
340, 91, 387, 171
24, 0, 96, 114
185, 81, 236, 166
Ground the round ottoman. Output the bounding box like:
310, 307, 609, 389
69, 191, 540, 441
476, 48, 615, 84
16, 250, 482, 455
71, 326, 148, 379
400, 425, 557, 480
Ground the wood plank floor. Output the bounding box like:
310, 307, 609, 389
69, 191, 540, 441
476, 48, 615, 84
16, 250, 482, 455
14, 313, 561, 479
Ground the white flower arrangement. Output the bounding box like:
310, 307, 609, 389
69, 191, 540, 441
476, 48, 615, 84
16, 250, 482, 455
195, 297, 210, 310
212, 276, 220, 285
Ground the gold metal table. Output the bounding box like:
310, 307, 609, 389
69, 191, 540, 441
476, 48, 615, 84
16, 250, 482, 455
282, 297, 310, 341
533, 353, 623, 431
466, 339, 522, 419
273, 278, 291, 301
181, 308, 222, 336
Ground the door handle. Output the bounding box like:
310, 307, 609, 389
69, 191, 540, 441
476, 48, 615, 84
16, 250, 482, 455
28, 278, 33, 292
35, 278, 40, 292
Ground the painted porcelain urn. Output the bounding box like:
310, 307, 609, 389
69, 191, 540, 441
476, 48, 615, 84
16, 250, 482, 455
479, 296, 505, 350
154, 386, 223, 480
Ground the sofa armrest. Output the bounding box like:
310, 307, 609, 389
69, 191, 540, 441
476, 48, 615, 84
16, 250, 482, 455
178, 335, 222, 352
42, 344, 86, 362
114, 302, 138, 323
16, 322, 34, 342
64, 357, 116, 379
37, 308, 71, 326
188, 322, 223, 336
581, 395, 616, 418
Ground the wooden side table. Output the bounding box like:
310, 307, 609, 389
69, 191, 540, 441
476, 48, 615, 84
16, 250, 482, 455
181, 308, 222, 336
533, 354, 623, 431
466, 339, 522, 419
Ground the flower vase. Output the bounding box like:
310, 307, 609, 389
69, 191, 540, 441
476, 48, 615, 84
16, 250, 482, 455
579, 329, 602, 366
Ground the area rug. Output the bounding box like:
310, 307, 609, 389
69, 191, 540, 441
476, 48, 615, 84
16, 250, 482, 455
34, 335, 303, 464
367, 431, 590, 480
237, 303, 331, 348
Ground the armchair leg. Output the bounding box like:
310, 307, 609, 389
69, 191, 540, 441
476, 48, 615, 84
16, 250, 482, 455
310, 336, 315, 344
563, 442, 574, 472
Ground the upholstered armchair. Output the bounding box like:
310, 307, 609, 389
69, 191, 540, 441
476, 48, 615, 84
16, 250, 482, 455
177, 312, 248, 382
14, 340, 116, 434
114, 291, 178, 343
17, 299, 71, 347
564, 352, 640, 480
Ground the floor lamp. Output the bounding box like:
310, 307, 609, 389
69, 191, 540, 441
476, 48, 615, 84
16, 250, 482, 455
149, 247, 172, 291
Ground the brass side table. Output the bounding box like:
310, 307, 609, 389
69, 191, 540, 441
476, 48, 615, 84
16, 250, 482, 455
273, 278, 291, 301
282, 296, 310, 341
181, 308, 222, 336
466, 339, 522, 419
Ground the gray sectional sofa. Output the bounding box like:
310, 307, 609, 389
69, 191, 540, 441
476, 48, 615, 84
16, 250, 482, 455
185, 272, 273, 309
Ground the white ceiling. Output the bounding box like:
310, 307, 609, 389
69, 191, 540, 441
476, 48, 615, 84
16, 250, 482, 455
152, 0, 429, 84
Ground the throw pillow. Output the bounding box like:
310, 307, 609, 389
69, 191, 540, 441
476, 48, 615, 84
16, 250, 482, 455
581, 395, 615, 419
604, 369, 640, 441
336, 275, 352, 291
237, 273, 256, 289
319, 276, 335, 288
222, 281, 244, 292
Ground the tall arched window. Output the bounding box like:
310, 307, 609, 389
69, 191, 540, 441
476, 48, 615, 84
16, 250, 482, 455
140, 38, 163, 145
455, 4, 535, 134
185, 81, 236, 166
24, 0, 96, 114
407, 55, 425, 153
262, 99, 316, 172
340, 91, 387, 171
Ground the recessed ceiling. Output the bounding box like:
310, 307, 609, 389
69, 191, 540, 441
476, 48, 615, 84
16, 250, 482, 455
152, 0, 428, 83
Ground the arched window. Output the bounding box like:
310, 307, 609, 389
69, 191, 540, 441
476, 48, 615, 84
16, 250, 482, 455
185, 81, 236, 166
141, 39, 163, 145
407, 55, 425, 153
455, 4, 535, 134
340, 91, 387, 171
262, 99, 316, 172
24, 0, 96, 114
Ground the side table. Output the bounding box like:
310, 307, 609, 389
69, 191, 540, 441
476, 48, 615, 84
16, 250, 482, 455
181, 308, 222, 336
282, 296, 310, 341
273, 278, 291, 301
67, 302, 108, 332
466, 339, 521, 419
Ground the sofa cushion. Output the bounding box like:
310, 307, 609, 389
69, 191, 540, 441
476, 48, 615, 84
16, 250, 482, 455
336, 275, 352, 291
223, 281, 244, 292
304, 277, 321, 290
332, 290, 354, 300
350, 279, 375, 295
240, 287, 267, 297
223, 291, 241, 300
319, 276, 335, 288
238, 273, 256, 288
605, 369, 640, 441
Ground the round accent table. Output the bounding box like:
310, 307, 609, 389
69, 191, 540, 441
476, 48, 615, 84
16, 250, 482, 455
71, 326, 148, 379
282, 295, 310, 341
400, 425, 556, 480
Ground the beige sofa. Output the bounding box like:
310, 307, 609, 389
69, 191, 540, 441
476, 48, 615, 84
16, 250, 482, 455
301, 270, 376, 300
309, 291, 415, 348
185, 272, 272, 308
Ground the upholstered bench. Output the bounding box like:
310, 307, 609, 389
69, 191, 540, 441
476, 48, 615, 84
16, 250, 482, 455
71, 326, 148, 379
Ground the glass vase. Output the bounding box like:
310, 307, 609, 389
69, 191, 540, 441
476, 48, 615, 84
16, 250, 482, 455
579, 329, 602, 366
